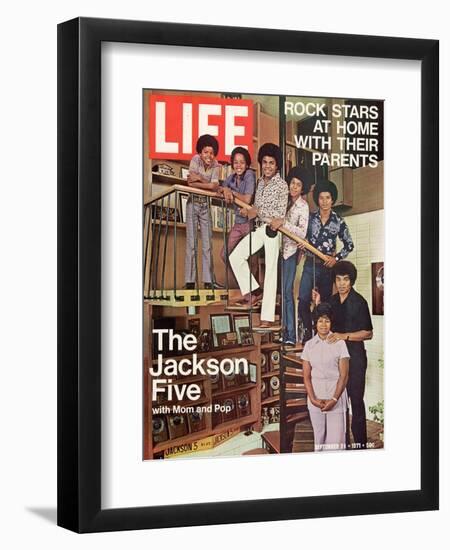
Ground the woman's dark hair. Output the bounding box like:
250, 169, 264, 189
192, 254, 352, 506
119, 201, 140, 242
196, 134, 219, 156
231, 146, 251, 168
257, 142, 282, 170
286, 166, 313, 196
312, 179, 338, 206
314, 302, 333, 325
333, 260, 357, 285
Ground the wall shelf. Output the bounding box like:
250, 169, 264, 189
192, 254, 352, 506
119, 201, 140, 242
144, 305, 262, 460
261, 369, 280, 379
261, 395, 279, 406
152, 172, 186, 185
213, 382, 258, 398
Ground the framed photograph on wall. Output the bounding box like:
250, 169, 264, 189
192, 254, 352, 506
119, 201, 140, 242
58, 17, 438, 533
210, 313, 233, 348
372, 261, 384, 315
215, 331, 239, 349
234, 314, 253, 345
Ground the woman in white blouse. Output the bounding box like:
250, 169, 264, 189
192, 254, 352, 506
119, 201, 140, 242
270, 167, 312, 346
302, 303, 350, 451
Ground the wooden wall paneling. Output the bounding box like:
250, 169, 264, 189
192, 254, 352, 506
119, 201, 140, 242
347, 161, 384, 216
259, 111, 279, 146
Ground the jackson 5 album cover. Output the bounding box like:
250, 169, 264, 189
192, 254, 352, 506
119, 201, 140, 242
143, 90, 384, 460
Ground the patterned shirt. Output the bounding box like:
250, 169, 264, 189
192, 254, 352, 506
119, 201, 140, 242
222, 169, 256, 224
254, 173, 289, 223
188, 154, 220, 204
306, 210, 354, 261
282, 196, 309, 259
189, 154, 220, 182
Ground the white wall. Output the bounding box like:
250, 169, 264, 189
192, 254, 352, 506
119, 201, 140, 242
345, 210, 384, 415
1, 0, 448, 548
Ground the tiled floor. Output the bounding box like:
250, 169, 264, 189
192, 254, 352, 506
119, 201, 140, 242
171, 423, 280, 460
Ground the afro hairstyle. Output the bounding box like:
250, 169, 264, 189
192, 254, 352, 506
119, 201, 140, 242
312, 179, 338, 206
196, 134, 219, 156
333, 260, 357, 286
257, 142, 282, 171
231, 146, 252, 168
286, 166, 314, 195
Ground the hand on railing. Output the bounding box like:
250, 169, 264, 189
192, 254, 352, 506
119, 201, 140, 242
218, 187, 234, 204
187, 173, 202, 184
269, 218, 284, 231
322, 255, 337, 268
243, 206, 258, 220
186, 174, 220, 193
145, 184, 328, 262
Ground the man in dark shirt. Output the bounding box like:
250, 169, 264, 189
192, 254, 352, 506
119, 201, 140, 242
313, 260, 373, 448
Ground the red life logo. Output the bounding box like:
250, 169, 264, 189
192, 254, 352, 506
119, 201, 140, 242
149, 95, 254, 162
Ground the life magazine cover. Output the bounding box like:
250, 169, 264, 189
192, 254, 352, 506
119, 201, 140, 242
143, 90, 384, 460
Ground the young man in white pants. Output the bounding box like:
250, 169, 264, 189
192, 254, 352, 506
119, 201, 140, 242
229, 143, 288, 330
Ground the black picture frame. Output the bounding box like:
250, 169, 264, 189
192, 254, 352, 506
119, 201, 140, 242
234, 314, 253, 345
58, 17, 439, 533
178, 192, 189, 223
215, 331, 239, 349
371, 261, 385, 316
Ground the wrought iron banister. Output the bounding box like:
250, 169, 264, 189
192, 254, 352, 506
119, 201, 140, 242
145, 184, 221, 206
144, 185, 233, 304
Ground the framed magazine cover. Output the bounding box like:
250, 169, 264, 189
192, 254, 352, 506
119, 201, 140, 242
57, 17, 438, 533
210, 313, 233, 348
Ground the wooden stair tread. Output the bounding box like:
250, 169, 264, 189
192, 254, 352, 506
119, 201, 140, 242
292, 419, 315, 453
294, 420, 313, 433
261, 395, 279, 405
286, 398, 308, 408
242, 448, 270, 455
285, 383, 306, 391
286, 411, 309, 424
285, 368, 304, 378
292, 441, 315, 453
262, 430, 281, 453
283, 354, 303, 366
281, 344, 303, 353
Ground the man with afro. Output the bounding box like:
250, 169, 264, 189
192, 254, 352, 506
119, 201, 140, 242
298, 179, 354, 343
229, 143, 288, 330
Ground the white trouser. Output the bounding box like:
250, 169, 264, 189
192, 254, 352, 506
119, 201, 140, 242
309, 409, 347, 451
229, 224, 280, 322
